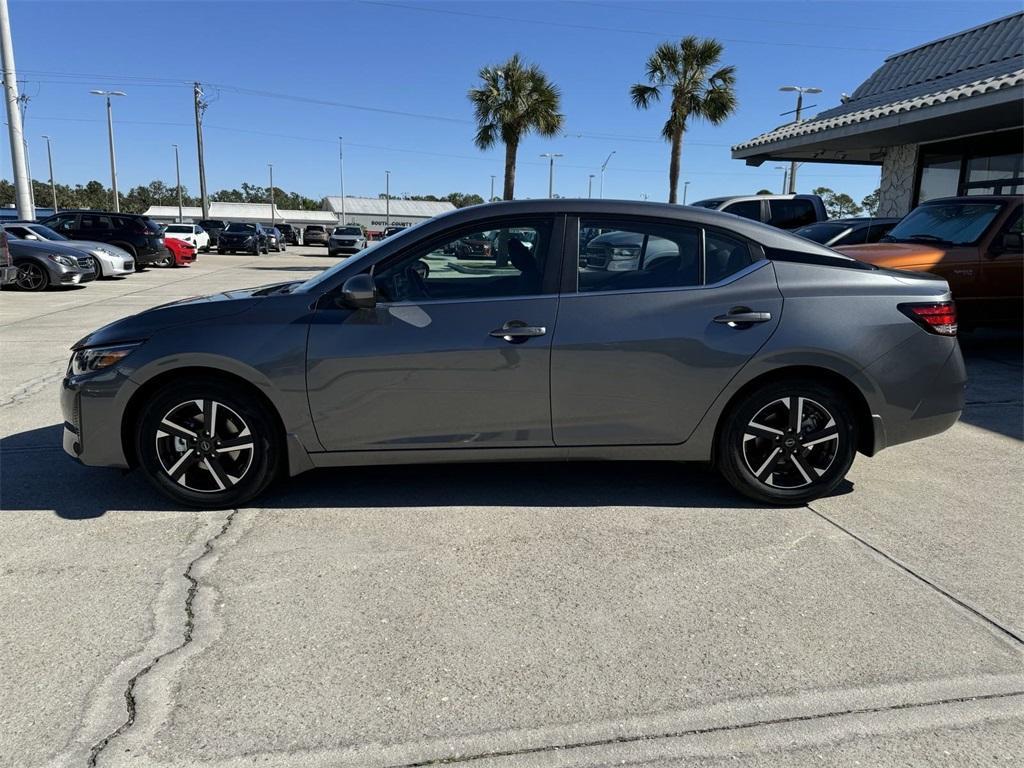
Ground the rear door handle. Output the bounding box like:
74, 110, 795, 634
713, 310, 772, 326
489, 321, 547, 343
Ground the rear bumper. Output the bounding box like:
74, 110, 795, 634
136, 247, 169, 267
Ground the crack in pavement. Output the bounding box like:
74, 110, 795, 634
806, 503, 1024, 647
85, 509, 239, 768
381, 690, 1024, 768
0, 364, 67, 409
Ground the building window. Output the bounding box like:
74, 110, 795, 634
963, 153, 1024, 196
918, 155, 960, 202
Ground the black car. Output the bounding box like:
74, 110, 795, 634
383, 226, 406, 238
40, 211, 169, 267
217, 222, 269, 255
196, 219, 230, 250
276, 223, 300, 245
793, 218, 901, 247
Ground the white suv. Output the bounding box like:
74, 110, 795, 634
328, 226, 367, 256
162, 223, 211, 252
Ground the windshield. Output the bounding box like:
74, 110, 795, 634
334, 227, 362, 235
793, 222, 849, 244
225, 223, 257, 233
884, 202, 1003, 245
165, 225, 190, 233
689, 199, 724, 209
198, 220, 225, 228
27, 224, 67, 241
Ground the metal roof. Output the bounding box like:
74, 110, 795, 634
322, 196, 456, 217
733, 12, 1024, 155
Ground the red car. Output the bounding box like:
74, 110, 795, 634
159, 236, 197, 267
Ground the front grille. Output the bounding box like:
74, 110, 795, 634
124, 260, 134, 270
77, 256, 94, 270
584, 247, 610, 268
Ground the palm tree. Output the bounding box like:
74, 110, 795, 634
631, 37, 737, 204
468, 54, 563, 200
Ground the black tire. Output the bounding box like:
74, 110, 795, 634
217, 249, 226, 255
154, 254, 173, 267
716, 379, 856, 506
135, 378, 281, 508
13, 260, 50, 291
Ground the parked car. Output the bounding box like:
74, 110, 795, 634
837, 196, 1022, 326
383, 226, 406, 238
1, 221, 135, 278
276, 223, 300, 246
196, 219, 229, 250
793, 218, 901, 248
448, 231, 497, 259
690, 194, 827, 230
303, 224, 329, 246
216, 223, 269, 255
6, 234, 97, 291
39, 211, 169, 268
157, 236, 197, 267
328, 226, 367, 256
0, 226, 18, 286
580, 228, 684, 271
261, 225, 287, 252
162, 223, 210, 252
61, 199, 964, 509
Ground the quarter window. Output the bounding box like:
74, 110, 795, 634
374, 222, 550, 303
721, 199, 762, 221
577, 219, 699, 293
768, 199, 817, 229
705, 230, 755, 284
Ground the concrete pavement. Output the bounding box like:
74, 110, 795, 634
1, 250, 1021, 767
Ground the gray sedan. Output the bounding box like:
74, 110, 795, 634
7, 234, 98, 290
60, 200, 964, 508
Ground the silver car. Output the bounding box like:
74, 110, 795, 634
60, 200, 965, 508
3, 221, 135, 277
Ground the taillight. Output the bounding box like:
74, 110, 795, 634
899, 302, 957, 336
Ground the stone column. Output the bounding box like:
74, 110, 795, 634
878, 144, 919, 217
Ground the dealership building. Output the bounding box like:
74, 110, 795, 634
732, 12, 1023, 217
321, 196, 456, 234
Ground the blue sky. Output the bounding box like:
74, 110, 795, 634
5, 0, 1019, 205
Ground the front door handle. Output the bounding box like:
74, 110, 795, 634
489, 320, 547, 344
713, 309, 772, 327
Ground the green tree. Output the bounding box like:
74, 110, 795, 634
630, 36, 737, 204
468, 53, 564, 200
861, 187, 881, 216
756, 188, 772, 195
812, 186, 863, 218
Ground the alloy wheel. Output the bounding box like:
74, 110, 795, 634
155, 399, 255, 493
15, 263, 46, 290
741, 396, 839, 489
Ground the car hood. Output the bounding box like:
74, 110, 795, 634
835, 242, 947, 269
65, 240, 131, 257
9, 239, 90, 258
71, 282, 296, 349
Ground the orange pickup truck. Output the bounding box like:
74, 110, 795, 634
838, 196, 1022, 326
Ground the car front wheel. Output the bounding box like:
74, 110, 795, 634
716, 380, 856, 506
135, 379, 281, 508
13, 261, 49, 291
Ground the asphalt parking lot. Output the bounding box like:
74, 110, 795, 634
1, 248, 1022, 768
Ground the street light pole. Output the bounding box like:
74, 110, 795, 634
268, 163, 275, 228
599, 150, 616, 199
90, 89, 125, 212
41, 134, 56, 212
172, 143, 183, 222
490, 174, 495, 202
682, 181, 690, 204
540, 153, 563, 199
774, 165, 788, 195
385, 170, 391, 228
779, 85, 821, 194
588, 174, 595, 198
338, 136, 346, 225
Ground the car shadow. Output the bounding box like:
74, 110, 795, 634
0, 424, 852, 519
959, 328, 1023, 441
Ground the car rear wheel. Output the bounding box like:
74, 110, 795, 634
14, 261, 49, 291
716, 380, 856, 506
136, 379, 281, 508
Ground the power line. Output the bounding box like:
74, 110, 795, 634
358, 1, 896, 53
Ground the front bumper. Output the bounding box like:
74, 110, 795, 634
95, 252, 135, 276
61, 368, 138, 468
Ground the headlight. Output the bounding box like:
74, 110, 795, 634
70, 343, 140, 376
610, 247, 640, 259
49, 254, 77, 268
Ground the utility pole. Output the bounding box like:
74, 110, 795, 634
489, 174, 495, 202
588, 174, 595, 198
682, 181, 690, 204
194, 82, 209, 219
173, 143, 183, 222
338, 136, 346, 225
90, 89, 125, 212
540, 153, 563, 199
1, 0, 33, 219
41, 134, 56, 211
16, 93, 35, 214
775, 165, 788, 195
779, 85, 820, 194
268, 163, 275, 228
599, 150, 616, 199
384, 170, 391, 228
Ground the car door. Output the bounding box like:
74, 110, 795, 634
980, 204, 1023, 322
551, 217, 783, 446
306, 216, 563, 451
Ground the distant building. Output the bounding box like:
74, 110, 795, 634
143, 202, 338, 228
322, 196, 456, 235
732, 12, 1023, 217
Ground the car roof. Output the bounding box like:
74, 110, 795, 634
44, 209, 147, 217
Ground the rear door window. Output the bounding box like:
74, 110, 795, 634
80, 214, 114, 232
721, 199, 762, 221
705, 230, 756, 283
578, 218, 700, 293
768, 199, 817, 229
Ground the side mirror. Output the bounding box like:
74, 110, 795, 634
340, 274, 377, 309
